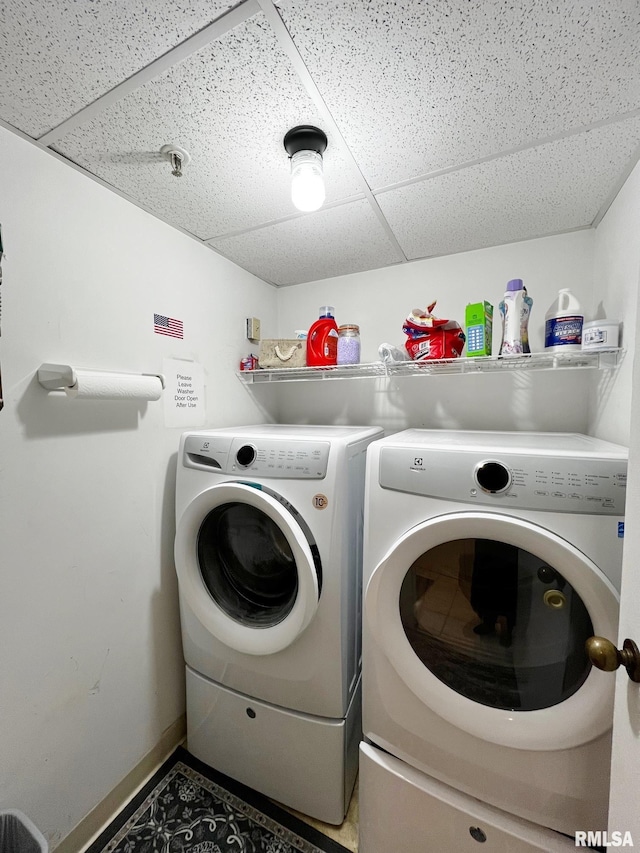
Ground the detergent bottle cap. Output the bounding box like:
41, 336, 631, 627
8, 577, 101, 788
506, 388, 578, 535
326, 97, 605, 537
506, 279, 524, 292
319, 305, 335, 318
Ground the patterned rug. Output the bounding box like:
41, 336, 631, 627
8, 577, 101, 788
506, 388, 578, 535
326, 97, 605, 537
86, 746, 351, 853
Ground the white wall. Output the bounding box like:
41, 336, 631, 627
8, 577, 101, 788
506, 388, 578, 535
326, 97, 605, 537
588, 161, 640, 447
275, 230, 599, 433
0, 126, 277, 848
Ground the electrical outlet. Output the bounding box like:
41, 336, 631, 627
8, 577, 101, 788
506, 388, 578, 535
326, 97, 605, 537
246, 317, 261, 341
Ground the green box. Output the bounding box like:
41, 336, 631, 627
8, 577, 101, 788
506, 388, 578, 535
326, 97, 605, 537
465, 302, 493, 356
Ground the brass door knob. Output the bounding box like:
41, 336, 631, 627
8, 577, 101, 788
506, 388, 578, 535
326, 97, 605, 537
586, 636, 640, 683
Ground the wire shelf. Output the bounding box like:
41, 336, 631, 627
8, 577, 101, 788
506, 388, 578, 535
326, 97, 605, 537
237, 349, 623, 384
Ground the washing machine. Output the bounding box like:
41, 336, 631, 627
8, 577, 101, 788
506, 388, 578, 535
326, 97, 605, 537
360, 429, 627, 851
174, 423, 383, 824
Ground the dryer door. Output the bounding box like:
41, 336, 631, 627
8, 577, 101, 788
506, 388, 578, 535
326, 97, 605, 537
365, 511, 619, 751
175, 482, 321, 655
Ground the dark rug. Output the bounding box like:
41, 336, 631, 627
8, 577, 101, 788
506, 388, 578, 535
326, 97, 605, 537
86, 746, 352, 853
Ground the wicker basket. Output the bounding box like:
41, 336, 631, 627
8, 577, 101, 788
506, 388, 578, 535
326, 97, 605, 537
258, 339, 306, 369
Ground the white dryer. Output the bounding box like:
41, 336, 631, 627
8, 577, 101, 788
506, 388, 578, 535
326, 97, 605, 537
360, 430, 627, 852
174, 424, 382, 824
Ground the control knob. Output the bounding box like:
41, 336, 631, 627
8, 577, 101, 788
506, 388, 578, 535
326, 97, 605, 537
475, 460, 511, 494
236, 444, 256, 468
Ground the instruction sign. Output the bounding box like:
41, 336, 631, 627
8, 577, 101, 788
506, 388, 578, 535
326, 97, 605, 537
163, 358, 205, 427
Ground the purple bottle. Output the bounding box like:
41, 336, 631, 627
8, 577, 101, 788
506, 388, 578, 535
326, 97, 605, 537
499, 279, 529, 357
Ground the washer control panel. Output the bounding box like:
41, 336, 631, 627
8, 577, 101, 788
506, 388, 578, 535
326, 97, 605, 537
379, 447, 627, 514
183, 435, 329, 479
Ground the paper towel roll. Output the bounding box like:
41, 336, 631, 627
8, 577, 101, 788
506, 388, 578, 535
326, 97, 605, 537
64, 370, 163, 401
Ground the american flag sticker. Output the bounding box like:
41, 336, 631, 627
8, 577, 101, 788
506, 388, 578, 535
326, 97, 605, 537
154, 314, 183, 339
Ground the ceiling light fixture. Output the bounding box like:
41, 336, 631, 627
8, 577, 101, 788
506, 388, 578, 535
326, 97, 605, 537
283, 125, 328, 212
160, 144, 191, 178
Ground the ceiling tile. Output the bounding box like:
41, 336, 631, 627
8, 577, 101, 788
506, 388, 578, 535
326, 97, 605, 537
278, 0, 640, 187
209, 199, 403, 286
0, 0, 237, 138
52, 13, 363, 239
375, 116, 640, 260
3, 0, 640, 287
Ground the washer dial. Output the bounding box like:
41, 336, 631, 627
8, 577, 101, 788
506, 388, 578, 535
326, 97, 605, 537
236, 444, 257, 468
475, 460, 511, 494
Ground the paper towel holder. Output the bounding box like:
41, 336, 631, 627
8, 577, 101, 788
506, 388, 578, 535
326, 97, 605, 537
37, 363, 166, 392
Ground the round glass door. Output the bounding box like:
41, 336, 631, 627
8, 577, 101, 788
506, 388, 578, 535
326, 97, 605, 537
399, 538, 593, 712
365, 511, 619, 750
198, 501, 299, 628
175, 483, 321, 656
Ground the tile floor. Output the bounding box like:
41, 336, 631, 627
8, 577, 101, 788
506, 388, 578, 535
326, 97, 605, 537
280, 777, 359, 852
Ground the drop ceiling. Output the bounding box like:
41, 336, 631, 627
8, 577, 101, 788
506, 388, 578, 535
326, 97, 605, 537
1, 0, 639, 286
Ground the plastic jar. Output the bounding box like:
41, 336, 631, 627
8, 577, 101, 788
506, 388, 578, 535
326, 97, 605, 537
582, 319, 620, 350
337, 324, 361, 365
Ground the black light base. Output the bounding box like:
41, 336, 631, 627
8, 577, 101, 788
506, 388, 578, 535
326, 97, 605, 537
284, 125, 328, 156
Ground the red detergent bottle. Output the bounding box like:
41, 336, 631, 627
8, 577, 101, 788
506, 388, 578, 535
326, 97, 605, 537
306, 306, 339, 366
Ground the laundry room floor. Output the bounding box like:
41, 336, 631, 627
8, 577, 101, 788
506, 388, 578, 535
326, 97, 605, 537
80, 749, 360, 853
278, 778, 359, 852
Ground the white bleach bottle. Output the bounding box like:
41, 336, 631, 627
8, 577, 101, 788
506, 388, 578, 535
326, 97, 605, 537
544, 288, 584, 351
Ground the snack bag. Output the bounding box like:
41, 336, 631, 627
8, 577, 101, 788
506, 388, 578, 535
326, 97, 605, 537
403, 301, 466, 361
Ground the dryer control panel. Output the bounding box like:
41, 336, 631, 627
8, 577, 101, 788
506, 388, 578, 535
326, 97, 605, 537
183, 435, 330, 478
379, 447, 627, 514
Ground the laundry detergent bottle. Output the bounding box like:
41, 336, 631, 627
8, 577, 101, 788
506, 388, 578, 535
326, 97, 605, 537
499, 279, 525, 356
306, 306, 339, 366
521, 286, 533, 354
545, 288, 583, 351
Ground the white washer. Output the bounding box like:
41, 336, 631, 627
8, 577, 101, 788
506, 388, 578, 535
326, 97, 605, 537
174, 424, 382, 824
360, 429, 627, 851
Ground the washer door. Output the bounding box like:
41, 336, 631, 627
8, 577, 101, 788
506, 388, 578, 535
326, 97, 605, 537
365, 511, 619, 751
175, 483, 321, 655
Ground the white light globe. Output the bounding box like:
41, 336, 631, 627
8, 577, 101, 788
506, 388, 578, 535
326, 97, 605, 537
290, 150, 325, 212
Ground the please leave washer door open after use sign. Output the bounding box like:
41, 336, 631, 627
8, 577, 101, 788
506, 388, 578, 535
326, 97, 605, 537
163, 358, 205, 428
